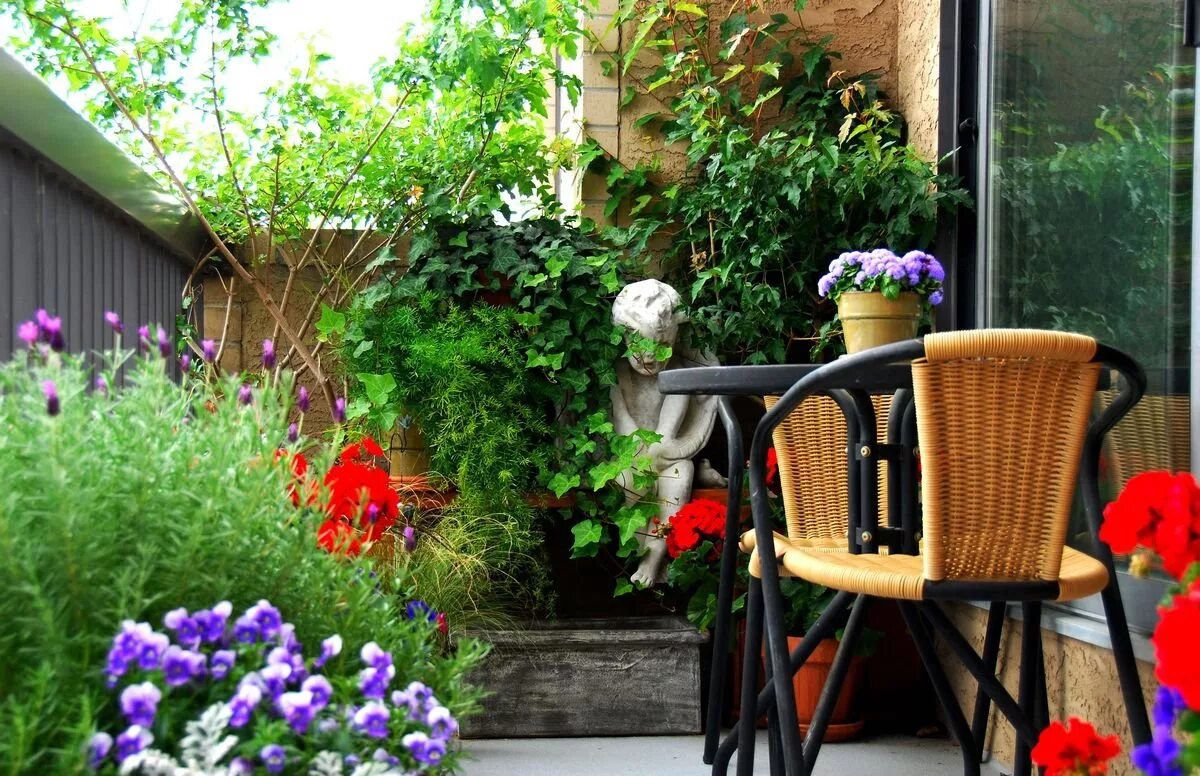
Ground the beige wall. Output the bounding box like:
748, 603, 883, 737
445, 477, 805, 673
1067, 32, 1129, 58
896, 0, 940, 159
938, 604, 1156, 776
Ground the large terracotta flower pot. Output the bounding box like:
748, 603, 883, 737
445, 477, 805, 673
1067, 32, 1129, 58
789, 636, 866, 742
837, 291, 921, 354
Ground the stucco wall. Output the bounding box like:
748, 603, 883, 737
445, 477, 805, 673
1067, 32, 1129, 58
895, 0, 940, 159
938, 604, 1156, 776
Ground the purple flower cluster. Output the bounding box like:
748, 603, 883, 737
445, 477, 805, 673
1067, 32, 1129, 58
89, 599, 459, 773
1132, 686, 1186, 776
17, 309, 65, 352
816, 248, 946, 306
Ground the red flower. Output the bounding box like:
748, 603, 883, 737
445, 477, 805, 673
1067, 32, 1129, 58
324, 460, 399, 542
436, 612, 449, 635
664, 499, 727, 559
1100, 471, 1200, 578
1154, 582, 1200, 708
1031, 717, 1121, 775
317, 517, 363, 556
276, 450, 318, 507
339, 437, 386, 465
765, 448, 779, 488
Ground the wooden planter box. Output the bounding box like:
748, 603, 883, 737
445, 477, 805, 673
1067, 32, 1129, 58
461, 617, 707, 738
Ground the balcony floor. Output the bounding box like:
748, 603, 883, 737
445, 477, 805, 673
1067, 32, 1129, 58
465, 732, 1009, 775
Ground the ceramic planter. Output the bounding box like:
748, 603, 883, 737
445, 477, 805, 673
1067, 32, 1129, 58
837, 291, 921, 354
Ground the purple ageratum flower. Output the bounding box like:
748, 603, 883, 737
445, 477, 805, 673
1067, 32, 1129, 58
104, 311, 124, 334
287, 423, 299, 444
354, 702, 391, 739
359, 667, 393, 700
277, 690, 317, 734
302, 675, 333, 708
119, 682, 162, 727
201, 339, 217, 363
17, 320, 39, 347
211, 650, 236, 681
426, 705, 459, 740
260, 744, 286, 774
247, 600, 283, 640
314, 634, 343, 668
228, 683, 263, 728
42, 380, 60, 417
161, 645, 205, 687
87, 731, 113, 769
333, 396, 347, 423
193, 601, 232, 643
163, 607, 201, 648
402, 525, 417, 552
238, 384, 253, 406
297, 386, 310, 413
1132, 727, 1184, 776
928, 290, 944, 306
262, 339, 276, 370
114, 726, 153, 765
402, 731, 446, 767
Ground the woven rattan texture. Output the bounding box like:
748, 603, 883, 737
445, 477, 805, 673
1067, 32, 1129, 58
913, 330, 1100, 584
763, 394, 891, 544
1098, 389, 1190, 492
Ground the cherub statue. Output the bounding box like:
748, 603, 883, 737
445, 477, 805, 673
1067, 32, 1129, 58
611, 279, 719, 587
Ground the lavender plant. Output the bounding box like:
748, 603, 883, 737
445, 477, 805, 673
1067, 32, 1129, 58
816, 249, 947, 306
87, 599, 460, 774
0, 312, 483, 773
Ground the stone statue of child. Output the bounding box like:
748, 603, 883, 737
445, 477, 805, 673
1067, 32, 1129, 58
611, 279, 719, 587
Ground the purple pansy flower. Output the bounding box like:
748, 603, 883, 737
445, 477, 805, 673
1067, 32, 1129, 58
115, 726, 153, 765
161, 645, 205, 687
260, 663, 292, 700
228, 683, 263, 728
402, 731, 446, 767
372, 748, 399, 766
302, 675, 333, 708
314, 634, 342, 668
248, 600, 283, 640
260, 744, 286, 774
136, 631, 170, 671
361, 642, 392, 672
211, 650, 236, 680
229, 757, 254, 775
87, 732, 113, 768
359, 667, 393, 700
119, 682, 162, 727
234, 614, 260, 644
427, 705, 459, 740
163, 607, 201, 648
354, 702, 391, 739
278, 690, 317, 734
193, 601, 232, 643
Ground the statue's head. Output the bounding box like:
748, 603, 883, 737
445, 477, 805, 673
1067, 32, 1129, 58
612, 279, 685, 377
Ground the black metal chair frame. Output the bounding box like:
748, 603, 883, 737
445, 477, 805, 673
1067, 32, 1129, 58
738, 338, 1151, 776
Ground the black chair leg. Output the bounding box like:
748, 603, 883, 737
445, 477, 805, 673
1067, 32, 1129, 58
759, 566, 805, 775
705, 399, 745, 765
1035, 634, 1049, 732
736, 577, 765, 776
801, 594, 869, 776
713, 591, 857, 776
1013, 602, 1042, 776
900, 602, 980, 776
1099, 576, 1152, 746
971, 601, 1006, 761
763, 631, 786, 776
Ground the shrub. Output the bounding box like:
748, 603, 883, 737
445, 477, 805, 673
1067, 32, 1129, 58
0, 319, 483, 773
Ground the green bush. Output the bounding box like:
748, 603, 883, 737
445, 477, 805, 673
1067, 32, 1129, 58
0, 339, 484, 773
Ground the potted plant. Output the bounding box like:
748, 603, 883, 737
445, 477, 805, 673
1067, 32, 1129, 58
817, 249, 946, 354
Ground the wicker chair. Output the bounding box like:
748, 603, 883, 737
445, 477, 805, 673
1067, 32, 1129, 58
743, 330, 1151, 776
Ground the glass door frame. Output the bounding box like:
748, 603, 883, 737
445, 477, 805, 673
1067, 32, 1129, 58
938, 0, 1195, 635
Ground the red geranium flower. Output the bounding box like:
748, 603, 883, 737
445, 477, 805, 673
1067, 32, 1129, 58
765, 448, 779, 488
317, 517, 363, 556
276, 450, 318, 507
1154, 582, 1200, 709
665, 499, 727, 559
324, 460, 399, 542
339, 437, 386, 465
1100, 471, 1200, 578
1031, 717, 1121, 775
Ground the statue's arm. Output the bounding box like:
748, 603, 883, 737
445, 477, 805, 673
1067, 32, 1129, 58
652, 395, 716, 462
610, 383, 641, 437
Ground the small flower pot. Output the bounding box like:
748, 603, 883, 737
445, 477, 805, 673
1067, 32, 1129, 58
837, 291, 921, 354
389, 418, 431, 478
788, 636, 866, 742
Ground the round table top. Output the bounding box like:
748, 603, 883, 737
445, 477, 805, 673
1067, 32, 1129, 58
656, 362, 914, 396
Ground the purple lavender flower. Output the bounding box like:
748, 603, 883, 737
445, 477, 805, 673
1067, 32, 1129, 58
427, 705, 459, 740
42, 380, 60, 416
297, 386, 310, 413
314, 634, 342, 668
87, 731, 113, 768
402, 731, 446, 767
238, 384, 253, 405
287, 423, 299, 444
17, 320, 39, 347
366, 503, 381, 525
210, 650, 236, 680
1132, 727, 1183, 776
262, 339, 276, 370
41, 314, 65, 351
104, 311, 124, 334
201, 339, 216, 363
155, 327, 170, 358
95, 375, 109, 395
333, 396, 347, 423
302, 675, 333, 708
119, 682, 162, 727
228, 683, 263, 728
179, 353, 191, 372
162, 645, 204, 687
354, 702, 391, 739
359, 667, 393, 700
402, 525, 417, 552
163, 608, 201, 648
137, 325, 151, 352
114, 726, 153, 765
260, 744, 286, 774
278, 690, 317, 734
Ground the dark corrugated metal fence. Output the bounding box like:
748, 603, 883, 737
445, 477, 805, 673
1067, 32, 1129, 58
0, 128, 197, 361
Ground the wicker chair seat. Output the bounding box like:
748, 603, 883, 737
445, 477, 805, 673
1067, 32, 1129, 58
750, 545, 1108, 602
738, 529, 847, 557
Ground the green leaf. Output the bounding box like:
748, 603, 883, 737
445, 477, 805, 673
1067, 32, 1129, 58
356, 372, 397, 406
613, 578, 635, 597
570, 519, 604, 558
548, 472, 580, 498
315, 305, 347, 343
674, 2, 706, 16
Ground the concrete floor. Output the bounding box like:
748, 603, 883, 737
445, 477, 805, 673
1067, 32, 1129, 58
464, 732, 1009, 775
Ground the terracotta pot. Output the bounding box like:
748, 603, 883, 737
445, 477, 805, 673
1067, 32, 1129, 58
788, 636, 866, 742
389, 418, 431, 478
837, 291, 921, 354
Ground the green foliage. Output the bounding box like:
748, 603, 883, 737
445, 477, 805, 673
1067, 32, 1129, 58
598, 0, 968, 363
0, 346, 483, 774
